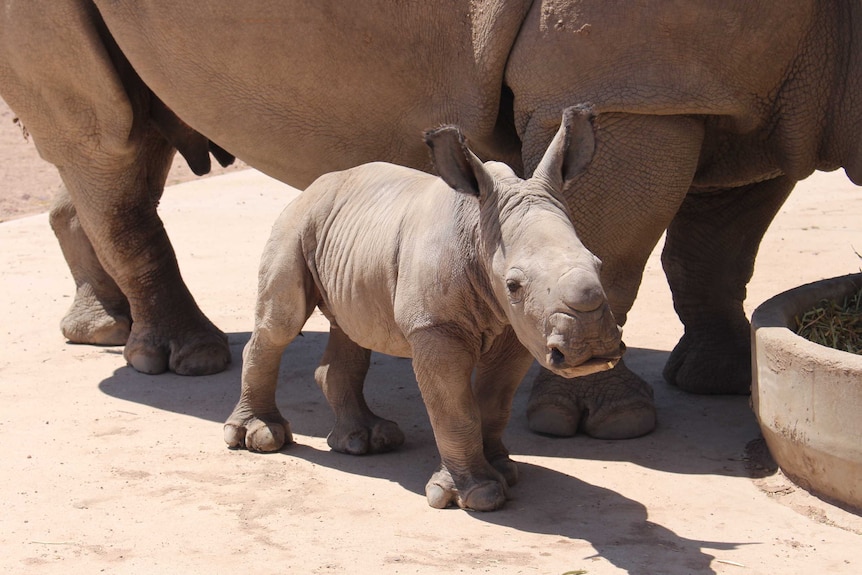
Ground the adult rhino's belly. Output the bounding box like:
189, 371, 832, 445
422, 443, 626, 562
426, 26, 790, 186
96, 4, 448, 189
693, 125, 792, 188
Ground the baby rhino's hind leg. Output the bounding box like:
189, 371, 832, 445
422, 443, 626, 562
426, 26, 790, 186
316, 325, 405, 455
224, 226, 317, 452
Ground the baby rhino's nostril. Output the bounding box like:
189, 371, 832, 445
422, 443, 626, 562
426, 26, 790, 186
549, 347, 565, 365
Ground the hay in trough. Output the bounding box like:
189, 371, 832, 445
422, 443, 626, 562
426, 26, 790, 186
795, 285, 862, 355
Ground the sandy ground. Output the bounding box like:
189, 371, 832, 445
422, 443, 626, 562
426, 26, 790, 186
2, 95, 862, 574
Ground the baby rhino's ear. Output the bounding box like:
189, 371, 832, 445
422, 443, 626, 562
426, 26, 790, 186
534, 104, 596, 190
424, 125, 488, 197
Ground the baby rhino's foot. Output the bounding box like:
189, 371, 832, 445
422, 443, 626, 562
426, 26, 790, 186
224, 412, 293, 452
327, 417, 405, 455
424, 465, 508, 511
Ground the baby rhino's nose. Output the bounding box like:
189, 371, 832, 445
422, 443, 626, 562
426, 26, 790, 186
546, 334, 568, 367
557, 268, 605, 313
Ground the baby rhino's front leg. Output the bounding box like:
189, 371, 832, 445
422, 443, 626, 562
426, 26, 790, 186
411, 331, 508, 511
315, 326, 405, 455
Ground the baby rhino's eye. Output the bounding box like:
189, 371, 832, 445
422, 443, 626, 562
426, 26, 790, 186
505, 269, 527, 303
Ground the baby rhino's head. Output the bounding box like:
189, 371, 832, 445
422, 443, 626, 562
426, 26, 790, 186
424, 106, 623, 378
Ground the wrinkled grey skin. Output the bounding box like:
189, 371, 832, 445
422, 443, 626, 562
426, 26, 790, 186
1, 2, 860, 441
224, 108, 622, 511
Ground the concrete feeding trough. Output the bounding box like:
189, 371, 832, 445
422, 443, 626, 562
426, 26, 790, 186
751, 273, 862, 512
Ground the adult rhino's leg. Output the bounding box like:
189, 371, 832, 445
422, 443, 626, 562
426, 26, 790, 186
47, 97, 214, 348
519, 113, 705, 438
49, 184, 131, 345
661, 176, 795, 394
55, 130, 230, 375
0, 0, 228, 375
315, 325, 405, 455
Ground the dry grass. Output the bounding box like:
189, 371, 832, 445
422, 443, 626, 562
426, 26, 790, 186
795, 285, 862, 354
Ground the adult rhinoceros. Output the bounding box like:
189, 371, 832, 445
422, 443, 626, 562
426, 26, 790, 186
1, 1, 858, 440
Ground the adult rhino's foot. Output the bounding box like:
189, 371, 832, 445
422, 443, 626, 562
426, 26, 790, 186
526, 360, 656, 439
487, 454, 519, 487
663, 328, 751, 394
327, 417, 405, 455
123, 318, 231, 375
61, 285, 131, 346
224, 411, 293, 452
424, 465, 507, 511
482, 440, 518, 486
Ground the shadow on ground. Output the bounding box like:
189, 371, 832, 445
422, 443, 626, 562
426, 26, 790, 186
98, 331, 761, 479
96, 331, 759, 573
279, 443, 745, 575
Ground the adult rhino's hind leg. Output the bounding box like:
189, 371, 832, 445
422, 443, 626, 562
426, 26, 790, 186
661, 176, 795, 394
315, 325, 405, 455
49, 185, 131, 345
0, 1, 229, 375
54, 134, 230, 376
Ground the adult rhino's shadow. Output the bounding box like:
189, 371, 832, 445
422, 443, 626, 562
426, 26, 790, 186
98, 332, 762, 482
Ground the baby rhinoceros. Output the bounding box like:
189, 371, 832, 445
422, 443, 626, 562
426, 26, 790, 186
224, 106, 623, 511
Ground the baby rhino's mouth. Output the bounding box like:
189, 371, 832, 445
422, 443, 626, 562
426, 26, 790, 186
547, 343, 624, 377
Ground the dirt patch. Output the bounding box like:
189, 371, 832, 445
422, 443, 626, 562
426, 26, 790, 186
743, 436, 779, 479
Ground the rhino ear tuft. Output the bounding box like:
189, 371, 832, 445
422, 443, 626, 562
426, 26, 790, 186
424, 125, 482, 197
534, 104, 596, 188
